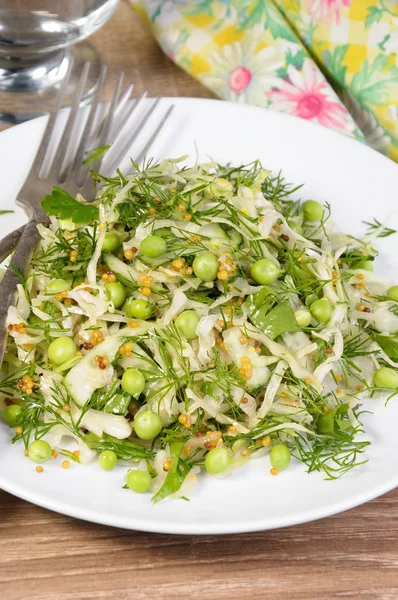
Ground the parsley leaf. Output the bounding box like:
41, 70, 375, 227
245, 288, 300, 339
151, 442, 190, 504
41, 187, 99, 224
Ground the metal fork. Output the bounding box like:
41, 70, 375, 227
0, 76, 125, 263
0, 75, 166, 262
0, 62, 173, 364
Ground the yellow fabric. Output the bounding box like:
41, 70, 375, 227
130, 1, 398, 161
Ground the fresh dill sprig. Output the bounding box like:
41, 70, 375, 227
84, 432, 155, 461
293, 428, 370, 480
32, 226, 97, 280
261, 171, 303, 218
363, 218, 396, 238
3, 155, 395, 499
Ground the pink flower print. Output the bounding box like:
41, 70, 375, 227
228, 66, 252, 94
308, 0, 351, 25
268, 62, 352, 132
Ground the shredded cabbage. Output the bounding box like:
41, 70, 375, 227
2, 156, 396, 502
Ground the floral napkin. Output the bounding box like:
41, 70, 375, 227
130, 1, 398, 162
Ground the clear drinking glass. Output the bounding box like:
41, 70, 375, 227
0, 0, 120, 122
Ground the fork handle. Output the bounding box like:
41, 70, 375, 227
0, 215, 48, 365
0, 224, 26, 263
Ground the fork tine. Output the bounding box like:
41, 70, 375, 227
110, 91, 147, 143
79, 71, 125, 187
84, 81, 133, 150
95, 71, 124, 151
65, 64, 108, 184
49, 61, 90, 182
112, 83, 134, 123
104, 97, 161, 176
31, 59, 74, 177
131, 105, 174, 170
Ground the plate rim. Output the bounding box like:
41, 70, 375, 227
1, 96, 398, 535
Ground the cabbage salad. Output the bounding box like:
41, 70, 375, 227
1, 157, 398, 501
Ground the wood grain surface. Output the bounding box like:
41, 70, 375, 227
1, 3, 398, 599
1, 488, 398, 600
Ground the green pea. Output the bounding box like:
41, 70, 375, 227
98, 450, 117, 471
294, 309, 312, 328
269, 444, 291, 471
3, 404, 22, 427
121, 369, 146, 398
102, 232, 120, 252
48, 336, 77, 366
126, 469, 152, 493
387, 286, 398, 302
45, 278, 72, 294
105, 282, 126, 308
192, 252, 219, 282
205, 447, 231, 475
310, 298, 333, 324
373, 367, 398, 390
305, 293, 318, 308
175, 310, 200, 340
357, 260, 374, 272
251, 258, 280, 285
318, 412, 335, 434
28, 440, 52, 463
134, 410, 163, 440
302, 200, 324, 222
140, 235, 167, 258
123, 298, 152, 320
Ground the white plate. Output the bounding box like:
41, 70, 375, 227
0, 98, 398, 535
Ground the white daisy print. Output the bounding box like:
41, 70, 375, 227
202, 40, 285, 106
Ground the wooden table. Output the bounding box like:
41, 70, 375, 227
1, 2, 398, 598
